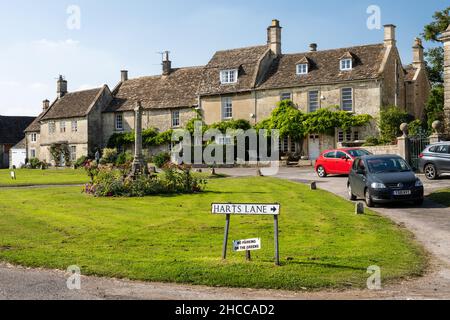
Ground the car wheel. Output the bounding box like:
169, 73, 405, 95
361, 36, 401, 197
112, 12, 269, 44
348, 184, 357, 201
365, 189, 374, 208
317, 166, 327, 178
424, 164, 438, 180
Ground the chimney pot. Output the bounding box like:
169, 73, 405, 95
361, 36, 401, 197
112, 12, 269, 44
121, 70, 128, 82
57, 75, 68, 98
43, 99, 50, 111
310, 43, 318, 52
384, 24, 397, 47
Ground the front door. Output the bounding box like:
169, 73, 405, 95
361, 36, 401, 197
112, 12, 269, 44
308, 135, 320, 160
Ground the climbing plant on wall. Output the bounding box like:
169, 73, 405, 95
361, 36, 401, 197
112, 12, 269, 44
49, 143, 71, 167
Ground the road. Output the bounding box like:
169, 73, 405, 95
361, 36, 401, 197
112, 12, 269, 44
1, 167, 450, 300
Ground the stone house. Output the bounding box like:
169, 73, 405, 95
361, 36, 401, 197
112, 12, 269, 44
0, 116, 34, 168
23, 20, 431, 164
440, 24, 450, 135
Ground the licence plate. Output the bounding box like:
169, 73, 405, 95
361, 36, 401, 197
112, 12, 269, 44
393, 190, 412, 196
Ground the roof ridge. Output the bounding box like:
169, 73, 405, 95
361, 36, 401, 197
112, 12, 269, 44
214, 44, 268, 53
283, 43, 384, 56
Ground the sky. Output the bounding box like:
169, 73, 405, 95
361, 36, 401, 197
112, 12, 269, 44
0, 0, 447, 116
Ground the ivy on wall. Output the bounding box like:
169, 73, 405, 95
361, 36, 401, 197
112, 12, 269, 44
49, 143, 71, 167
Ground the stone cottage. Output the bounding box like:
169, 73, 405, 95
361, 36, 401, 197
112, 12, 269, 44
24, 20, 431, 164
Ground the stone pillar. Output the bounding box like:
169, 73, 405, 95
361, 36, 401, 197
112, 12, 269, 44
429, 120, 443, 144
397, 123, 410, 162
130, 102, 148, 177
440, 25, 450, 136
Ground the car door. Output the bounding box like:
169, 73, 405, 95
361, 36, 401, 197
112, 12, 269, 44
335, 151, 352, 174
322, 151, 336, 173
443, 145, 450, 171
349, 159, 363, 197
353, 159, 367, 197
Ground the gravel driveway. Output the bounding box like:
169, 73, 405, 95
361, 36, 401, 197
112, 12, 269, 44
1, 167, 449, 300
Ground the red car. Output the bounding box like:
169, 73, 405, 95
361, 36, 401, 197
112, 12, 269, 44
315, 148, 372, 178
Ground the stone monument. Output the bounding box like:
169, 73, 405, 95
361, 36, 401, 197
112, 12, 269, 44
130, 101, 149, 177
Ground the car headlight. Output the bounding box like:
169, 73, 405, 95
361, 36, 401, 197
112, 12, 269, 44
415, 179, 423, 187
371, 182, 386, 189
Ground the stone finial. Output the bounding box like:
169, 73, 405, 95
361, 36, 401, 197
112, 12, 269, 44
400, 123, 409, 137
432, 120, 442, 134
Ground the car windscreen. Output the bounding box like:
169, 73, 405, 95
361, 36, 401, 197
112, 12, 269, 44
347, 149, 371, 158
366, 158, 411, 174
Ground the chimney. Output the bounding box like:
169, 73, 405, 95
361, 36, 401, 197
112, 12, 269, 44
121, 70, 129, 82
309, 43, 318, 52
267, 19, 282, 56
42, 99, 50, 111
384, 24, 396, 47
412, 38, 424, 68
162, 51, 172, 76
57, 75, 68, 98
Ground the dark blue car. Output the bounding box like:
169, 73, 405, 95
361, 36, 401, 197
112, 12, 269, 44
347, 155, 424, 207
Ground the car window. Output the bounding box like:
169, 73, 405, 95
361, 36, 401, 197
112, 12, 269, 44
347, 149, 371, 157
336, 151, 347, 159
324, 152, 336, 158
358, 160, 366, 171
367, 158, 411, 173
430, 145, 450, 154
352, 159, 359, 170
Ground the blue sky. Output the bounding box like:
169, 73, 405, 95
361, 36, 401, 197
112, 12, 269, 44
0, 0, 447, 116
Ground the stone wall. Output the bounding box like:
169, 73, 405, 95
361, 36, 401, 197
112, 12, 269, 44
444, 34, 450, 134
363, 144, 399, 156
380, 46, 406, 109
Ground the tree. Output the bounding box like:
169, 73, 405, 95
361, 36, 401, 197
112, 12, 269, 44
379, 106, 412, 143
422, 7, 449, 88
425, 86, 445, 132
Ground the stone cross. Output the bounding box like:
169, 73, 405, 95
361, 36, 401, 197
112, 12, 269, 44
130, 101, 148, 177
440, 25, 450, 137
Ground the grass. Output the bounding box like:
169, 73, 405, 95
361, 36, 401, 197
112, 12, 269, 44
0, 177, 427, 290
429, 188, 450, 207
0, 169, 88, 187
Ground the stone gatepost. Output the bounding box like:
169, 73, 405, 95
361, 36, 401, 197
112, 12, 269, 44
440, 25, 450, 137
397, 123, 410, 162
429, 120, 444, 144
130, 101, 149, 177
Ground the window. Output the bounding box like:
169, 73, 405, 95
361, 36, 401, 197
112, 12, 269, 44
30, 149, 36, 158
115, 114, 123, 131
324, 152, 336, 159
341, 88, 353, 112
308, 91, 319, 112
222, 97, 233, 120
31, 133, 37, 142
340, 59, 353, 71
49, 122, 56, 134
220, 69, 238, 84
430, 145, 450, 154
70, 146, 77, 161
296, 64, 308, 75
338, 131, 344, 143
71, 121, 78, 133
279, 137, 289, 153
336, 151, 348, 159
60, 121, 66, 133
280, 93, 292, 101
172, 110, 180, 128
354, 131, 360, 141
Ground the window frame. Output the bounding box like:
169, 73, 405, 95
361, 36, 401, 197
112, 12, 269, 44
308, 90, 320, 113
30, 148, 36, 159
172, 110, 180, 128
60, 121, 66, 133
48, 122, 56, 135
221, 97, 233, 120
115, 113, 124, 131
296, 63, 309, 75
71, 120, 78, 133
341, 87, 354, 112
31, 133, 37, 142
340, 59, 353, 71
280, 92, 292, 101
70, 146, 77, 162
220, 69, 238, 84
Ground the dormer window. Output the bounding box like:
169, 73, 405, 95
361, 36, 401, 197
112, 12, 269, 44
296, 64, 309, 75
340, 58, 353, 71
220, 69, 238, 84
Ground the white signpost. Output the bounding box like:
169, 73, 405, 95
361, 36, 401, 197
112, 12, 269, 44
212, 203, 280, 266
10, 171, 16, 180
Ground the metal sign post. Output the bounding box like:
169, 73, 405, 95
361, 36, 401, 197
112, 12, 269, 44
212, 204, 281, 266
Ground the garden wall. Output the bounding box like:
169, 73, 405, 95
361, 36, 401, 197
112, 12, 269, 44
363, 144, 399, 156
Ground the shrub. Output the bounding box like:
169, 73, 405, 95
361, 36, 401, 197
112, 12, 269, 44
29, 158, 42, 169
362, 136, 381, 147
152, 152, 171, 168
74, 156, 88, 169
100, 148, 118, 165
116, 152, 134, 166
379, 106, 413, 144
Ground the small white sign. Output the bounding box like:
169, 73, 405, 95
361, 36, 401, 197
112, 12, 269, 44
10, 171, 16, 180
212, 204, 280, 215
233, 238, 261, 252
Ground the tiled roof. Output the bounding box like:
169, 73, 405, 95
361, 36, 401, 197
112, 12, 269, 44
105, 66, 204, 112
404, 65, 418, 82
41, 87, 104, 121
198, 45, 270, 95
258, 44, 386, 90
0, 116, 35, 144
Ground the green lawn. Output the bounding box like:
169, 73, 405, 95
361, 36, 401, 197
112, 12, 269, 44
0, 177, 427, 290
429, 188, 450, 207
0, 169, 89, 187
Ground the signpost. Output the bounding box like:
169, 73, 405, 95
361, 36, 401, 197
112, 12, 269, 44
10, 171, 16, 180
212, 203, 281, 266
